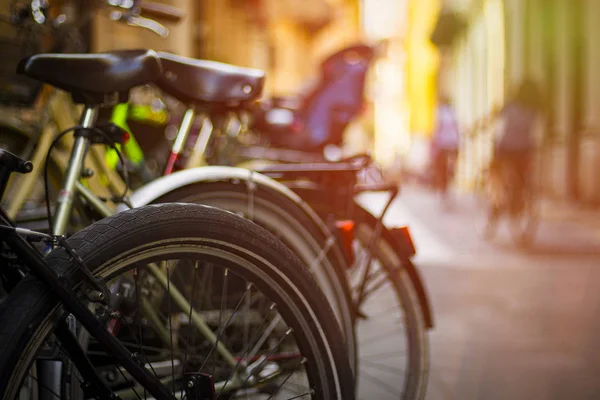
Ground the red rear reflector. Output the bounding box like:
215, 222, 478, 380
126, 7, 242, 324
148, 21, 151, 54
390, 226, 416, 256
336, 220, 355, 266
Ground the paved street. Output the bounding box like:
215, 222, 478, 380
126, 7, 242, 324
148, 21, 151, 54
357, 186, 600, 400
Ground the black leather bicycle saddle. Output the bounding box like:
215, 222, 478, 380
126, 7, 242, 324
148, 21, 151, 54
156, 52, 265, 105
17, 49, 163, 104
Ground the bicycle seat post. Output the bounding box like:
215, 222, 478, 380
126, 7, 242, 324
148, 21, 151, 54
52, 106, 99, 236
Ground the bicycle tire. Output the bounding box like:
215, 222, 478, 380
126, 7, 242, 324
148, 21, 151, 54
0, 203, 355, 399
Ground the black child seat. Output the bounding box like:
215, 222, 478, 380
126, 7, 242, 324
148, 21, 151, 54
17, 49, 163, 104
156, 52, 265, 106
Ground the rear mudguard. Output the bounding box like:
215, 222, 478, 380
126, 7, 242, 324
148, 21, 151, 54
122, 166, 327, 220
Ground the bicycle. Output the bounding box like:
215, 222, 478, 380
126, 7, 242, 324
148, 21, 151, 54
1, 4, 360, 374
0, 47, 355, 399
132, 52, 434, 399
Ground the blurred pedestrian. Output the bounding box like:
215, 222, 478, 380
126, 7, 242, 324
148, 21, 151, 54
431, 95, 460, 208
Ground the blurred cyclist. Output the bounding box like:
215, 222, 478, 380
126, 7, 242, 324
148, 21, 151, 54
484, 78, 545, 229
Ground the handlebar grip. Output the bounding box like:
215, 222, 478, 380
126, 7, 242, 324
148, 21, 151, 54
139, 1, 185, 22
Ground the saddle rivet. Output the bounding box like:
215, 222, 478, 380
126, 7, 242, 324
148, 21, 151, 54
242, 84, 252, 94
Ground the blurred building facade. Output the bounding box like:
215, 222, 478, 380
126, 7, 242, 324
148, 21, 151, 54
90, 0, 360, 97
433, 0, 600, 205
91, 0, 197, 57
199, 0, 361, 96
360, 0, 411, 168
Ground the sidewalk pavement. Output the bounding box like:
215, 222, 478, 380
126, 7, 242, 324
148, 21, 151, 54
538, 198, 600, 236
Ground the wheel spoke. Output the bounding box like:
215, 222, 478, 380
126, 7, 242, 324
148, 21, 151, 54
166, 263, 176, 394
240, 328, 294, 390
116, 365, 144, 400
358, 270, 397, 306
217, 303, 278, 397
360, 326, 405, 343
360, 358, 406, 374
182, 261, 199, 399
200, 278, 252, 372
361, 349, 407, 360
285, 390, 316, 399
134, 268, 148, 400
359, 367, 401, 396
266, 357, 307, 400
247, 314, 282, 362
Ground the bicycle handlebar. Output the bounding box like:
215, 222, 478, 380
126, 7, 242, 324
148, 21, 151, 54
110, 11, 169, 37
10, 0, 183, 39
108, 0, 182, 38
139, 1, 185, 22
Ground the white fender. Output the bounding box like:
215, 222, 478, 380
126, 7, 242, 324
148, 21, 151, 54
120, 166, 310, 219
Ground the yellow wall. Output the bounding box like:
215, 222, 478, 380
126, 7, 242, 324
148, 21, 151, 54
199, 0, 358, 97
405, 0, 441, 137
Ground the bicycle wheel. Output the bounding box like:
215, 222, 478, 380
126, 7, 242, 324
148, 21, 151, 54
341, 207, 428, 400
0, 203, 355, 399
286, 193, 429, 400
153, 182, 357, 369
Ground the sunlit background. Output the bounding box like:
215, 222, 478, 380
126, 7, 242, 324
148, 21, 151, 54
4, 0, 600, 204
